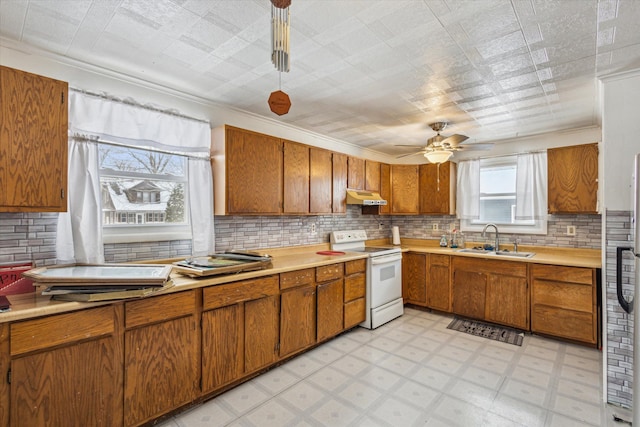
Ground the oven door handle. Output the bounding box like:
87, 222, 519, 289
370, 254, 403, 265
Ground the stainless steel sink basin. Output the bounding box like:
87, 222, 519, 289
456, 248, 535, 258
495, 250, 535, 258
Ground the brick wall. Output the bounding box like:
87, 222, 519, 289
605, 210, 635, 408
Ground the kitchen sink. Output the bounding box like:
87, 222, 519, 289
456, 248, 535, 258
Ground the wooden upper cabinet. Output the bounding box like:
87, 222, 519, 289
547, 143, 598, 214
283, 140, 310, 214
347, 156, 365, 190
379, 163, 391, 215
0, 66, 68, 212
391, 164, 419, 214
332, 152, 348, 213
365, 160, 381, 192
213, 126, 283, 214
419, 161, 456, 215
310, 147, 333, 213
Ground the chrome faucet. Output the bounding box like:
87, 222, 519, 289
482, 223, 500, 252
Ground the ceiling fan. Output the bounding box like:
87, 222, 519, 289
396, 122, 493, 163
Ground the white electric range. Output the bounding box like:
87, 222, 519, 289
330, 230, 403, 329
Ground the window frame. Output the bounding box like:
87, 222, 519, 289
98, 144, 192, 244
460, 156, 547, 235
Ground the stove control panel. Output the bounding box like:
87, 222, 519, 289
330, 230, 368, 244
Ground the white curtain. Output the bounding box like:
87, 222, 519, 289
456, 159, 480, 219
56, 141, 104, 263
57, 91, 214, 262
515, 151, 548, 220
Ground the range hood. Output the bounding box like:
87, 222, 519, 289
346, 190, 387, 206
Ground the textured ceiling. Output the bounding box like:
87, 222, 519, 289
2, 0, 640, 156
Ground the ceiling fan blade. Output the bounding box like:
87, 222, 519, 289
394, 144, 425, 147
396, 151, 426, 159
456, 143, 494, 151
442, 134, 469, 146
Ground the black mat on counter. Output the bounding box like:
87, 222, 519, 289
447, 317, 524, 346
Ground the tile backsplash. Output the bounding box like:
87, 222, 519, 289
1, 208, 601, 265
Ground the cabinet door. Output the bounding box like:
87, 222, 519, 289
332, 152, 348, 213
310, 147, 333, 213
0, 66, 68, 212
452, 270, 486, 319
391, 165, 419, 214
317, 278, 344, 341
226, 127, 283, 214
402, 252, 427, 305
202, 304, 243, 392
245, 295, 279, 372
280, 285, 316, 356
365, 160, 381, 192
283, 140, 310, 213
485, 274, 528, 329
427, 255, 451, 312
379, 163, 391, 215
347, 156, 365, 190
0, 323, 7, 427
419, 162, 455, 214
10, 306, 123, 427
547, 143, 598, 214
124, 292, 199, 426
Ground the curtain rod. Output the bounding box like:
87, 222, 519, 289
457, 149, 547, 162
70, 134, 210, 161
70, 87, 210, 125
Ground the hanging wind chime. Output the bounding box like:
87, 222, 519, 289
268, 0, 291, 116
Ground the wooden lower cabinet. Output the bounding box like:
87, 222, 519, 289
427, 255, 451, 312
8, 305, 124, 427
531, 264, 597, 344
317, 278, 344, 341
202, 275, 280, 391
402, 252, 427, 305
124, 291, 199, 427
280, 284, 316, 356
452, 257, 529, 330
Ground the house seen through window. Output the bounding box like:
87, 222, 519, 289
99, 144, 188, 228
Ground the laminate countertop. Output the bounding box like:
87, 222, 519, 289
0, 239, 601, 323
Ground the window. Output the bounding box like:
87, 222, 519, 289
99, 144, 190, 243
460, 155, 547, 234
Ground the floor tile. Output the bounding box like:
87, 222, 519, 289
412, 366, 454, 391
551, 394, 603, 424
460, 365, 504, 390
337, 380, 383, 410
325, 335, 362, 353
392, 379, 440, 408
278, 381, 327, 411
280, 354, 324, 378
376, 353, 419, 376
472, 354, 510, 374
408, 335, 444, 352
217, 382, 271, 416
358, 366, 403, 390
307, 366, 350, 392
243, 400, 296, 427
310, 398, 359, 427
432, 395, 487, 427
306, 345, 344, 364
517, 354, 555, 373
393, 343, 431, 362
371, 396, 422, 426
489, 394, 548, 427
330, 354, 371, 376
426, 354, 464, 374
545, 412, 600, 427
559, 365, 600, 385
509, 366, 551, 389
252, 366, 299, 394
562, 353, 601, 373
437, 343, 475, 362
349, 344, 390, 363
521, 344, 559, 361
448, 379, 497, 408
499, 378, 548, 407
479, 344, 517, 362
449, 335, 485, 352
367, 336, 404, 353
555, 378, 601, 404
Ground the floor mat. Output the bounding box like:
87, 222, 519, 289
446, 317, 524, 346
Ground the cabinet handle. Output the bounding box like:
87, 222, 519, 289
61, 189, 65, 199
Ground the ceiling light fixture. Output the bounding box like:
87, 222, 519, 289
424, 150, 453, 164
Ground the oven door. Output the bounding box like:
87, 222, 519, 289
369, 253, 403, 308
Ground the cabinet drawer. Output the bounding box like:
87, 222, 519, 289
280, 268, 314, 290
531, 264, 593, 285
204, 275, 279, 310
430, 254, 450, 267
317, 263, 343, 282
532, 305, 595, 344
345, 259, 366, 275
126, 290, 196, 329
344, 273, 365, 302
532, 280, 592, 312
11, 306, 116, 356
344, 298, 365, 329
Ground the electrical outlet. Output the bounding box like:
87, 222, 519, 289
432, 224, 438, 231
567, 225, 576, 236
378, 223, 383, 230
311, 223, 316, 234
